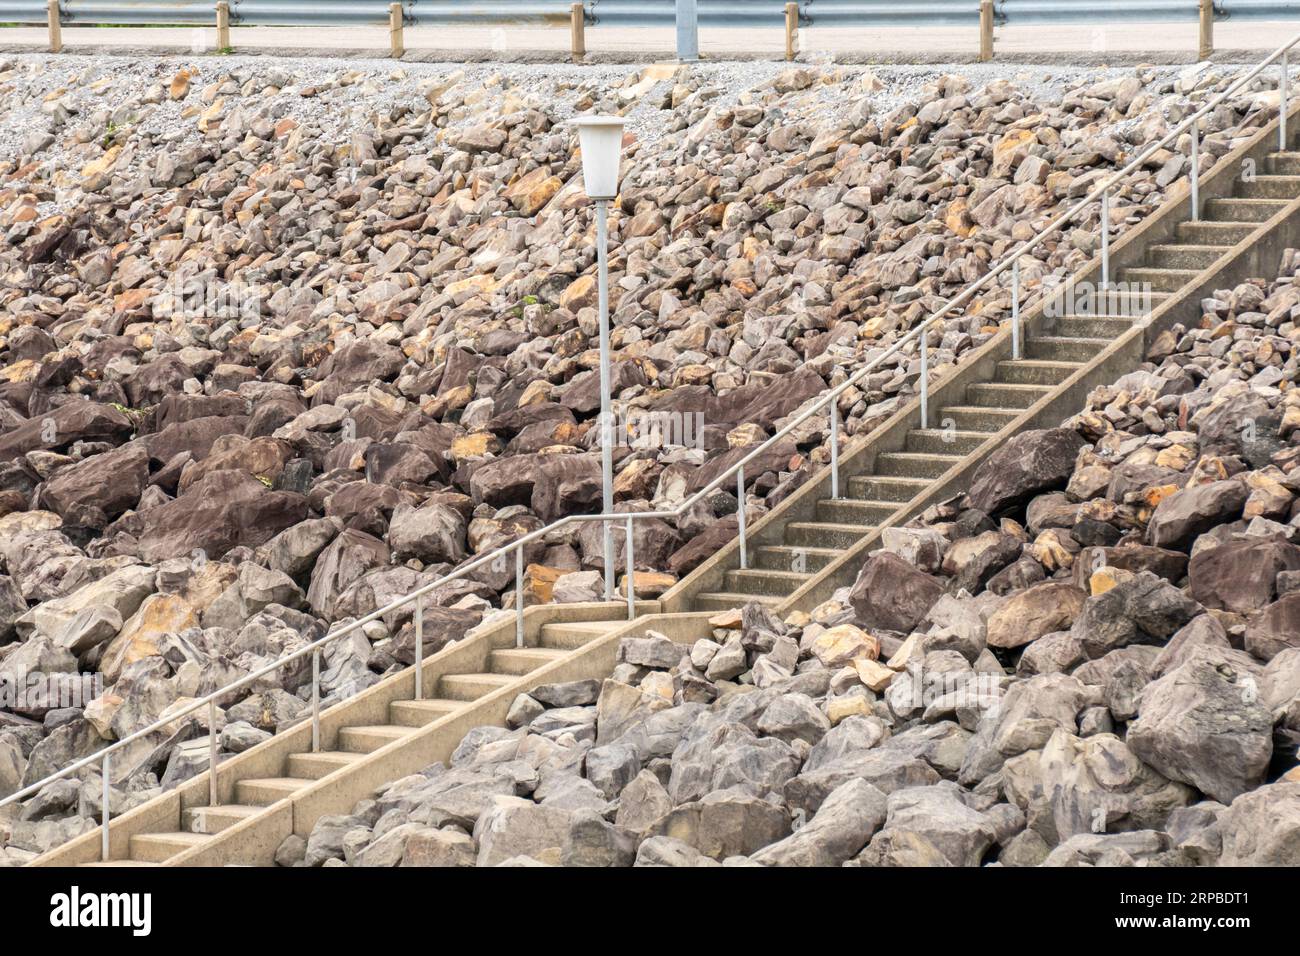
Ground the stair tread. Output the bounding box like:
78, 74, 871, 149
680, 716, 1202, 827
908, 428, 992, 439
291, 750, 364, 764
755, 544, 841, 556
998, 358, 1083, 368
786, 520, 878, 531
877, 451, 967, 460
341, 723, 412, 737
491, 647, 569, 661
544, 620, 623, 634
237, 776, 312, 791
189, 804, 262, 820
1147, 243, 1233, 252
442, 672, 516, 685
1028, 336, 1112, 346
393, 698, 465, 711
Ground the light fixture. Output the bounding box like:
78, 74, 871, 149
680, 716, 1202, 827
573, 115, 626, 201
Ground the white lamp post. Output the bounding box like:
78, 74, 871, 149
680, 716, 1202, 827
573, 115, 626, 601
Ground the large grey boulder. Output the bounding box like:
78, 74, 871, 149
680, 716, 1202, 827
751, 778, 888, 866
1127, 652, 1272, 803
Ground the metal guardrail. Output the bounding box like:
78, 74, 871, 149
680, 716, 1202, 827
1, 27, 1298, 865
1, 0, 1298, 28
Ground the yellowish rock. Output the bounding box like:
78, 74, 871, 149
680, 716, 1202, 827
101, 593, 200, 683
810, 623, 879, 668
854, 658, 896, 693
827, 693, 875, 725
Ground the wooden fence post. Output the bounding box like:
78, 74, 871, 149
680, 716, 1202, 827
47, 0, 61, 53
978, 0, 993, 62
389, 3, 404, 58
216, 2, 230, 51
1199, 0, 1213, 60
785, 3, 798, 62
571, 3, 585, 60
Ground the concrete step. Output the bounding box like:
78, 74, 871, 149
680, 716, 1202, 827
994, 360, 1083, 386
723, 567, 810, 597
129, 831, 209, 864
233, 777, 311, 807
785, 521, 876, 549
286, 750, 365, 781
933, 405, 1019, 432
388, 698, 464, 728
1174, 219, 1255, 245
1025, 336, 1111, 362
181, 804, 262, 836
847, 474, 931, 502
816, 497, 900, 524
1234, 173, 1300, 199
1046, 315, 1133, 338
78, 860, 162, 867
904, 428, 990, 455
1066, 289, 1169, 317
1119, 266, 1199, 292
438, 672, 516, 702
337, 724, 412, 754
537, 619, 620, 651
966, 381, 1052, 409
693, 590, 782, 613
1145, 243, 1232, 270
487, 647, 568, 676
753, 544, 840, 573
1265, 151, 1300, 175
874, 451, 965, 478
1205, 196, 1288, 222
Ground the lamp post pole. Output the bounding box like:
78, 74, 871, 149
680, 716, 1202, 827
595, 197, 615, 599
572, 115, 626, 604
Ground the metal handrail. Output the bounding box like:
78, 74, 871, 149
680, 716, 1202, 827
3, 37, 1297, 862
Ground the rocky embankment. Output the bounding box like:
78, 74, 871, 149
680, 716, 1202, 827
0, 53, 1288, 862
298, 256, 1300, 867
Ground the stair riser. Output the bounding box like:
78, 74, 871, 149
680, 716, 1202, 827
286, 754, 354, 781
1119, 268, 1196, 292
1234, 176, 1300, 200
180, 807, 254, 836
693, 593, 780, 613
874, 454, 961, 479
537, 627, 600, 651
1205, 197, 1287, 222
994, 363, 1078, 386
129, 839, 191, 865
1046, 317, 1133, 338
966, 383, 1049, 409
1024, 339, 1107, 362
486, 652, 554, 677
1050, 290, 1166, 318
848, 476, 929, 502
785, 523, 872, 549
234, 782, 298, 807
752, 547, 837, 573
903, 430, 988, 455
723, 571, 801, 597
1146, 245, 1228, 270
337, 729, 405, 754
816, 498, 898, 524
1174, 221, 1254, 244
437, 676, 509, 702
387, 701, 463, 727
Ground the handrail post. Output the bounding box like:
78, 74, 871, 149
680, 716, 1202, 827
919, 328, 929, 429
737, 467, 748, 570
208, 700, 218, 806
785, 2, 798, 61
829, 401, 840, 499
101, 752, 110, 861
515, 544, 525, 648
310, 649, 320, 753
414, 600, 424, 698
1011, 258, 1021, 360
1190, 125, 1200, 222
625, 516, 635, 620
1100, 188, 1110, 292
1283, 50, 1290, 152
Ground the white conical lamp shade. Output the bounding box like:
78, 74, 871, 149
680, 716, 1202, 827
573, 115, 626, 201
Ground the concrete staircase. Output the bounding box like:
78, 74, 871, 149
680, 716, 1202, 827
37, 612, 657, 866
685, 140, 1300, 616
